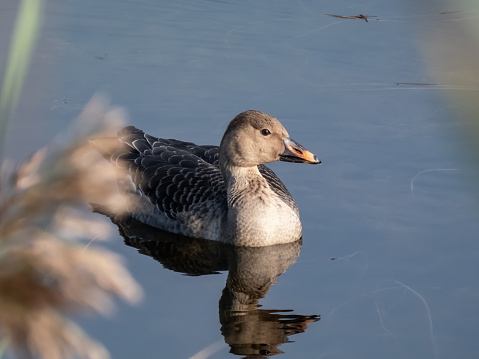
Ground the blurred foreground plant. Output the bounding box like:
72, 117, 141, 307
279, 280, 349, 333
0, 98, 142, 359
416, 1, 479, 152
0, 0, 44, 160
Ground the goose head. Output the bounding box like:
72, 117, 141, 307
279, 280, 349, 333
219, 110, 320, 169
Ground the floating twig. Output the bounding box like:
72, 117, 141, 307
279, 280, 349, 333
396, 83, 439, 86
326, 14, 377, 22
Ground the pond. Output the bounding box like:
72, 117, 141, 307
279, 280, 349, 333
2, 0, 479, 358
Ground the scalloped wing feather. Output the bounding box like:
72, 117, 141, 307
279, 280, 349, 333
111, 127, 227, 221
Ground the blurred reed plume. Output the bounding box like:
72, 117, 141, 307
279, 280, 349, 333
0, 97, 142, 359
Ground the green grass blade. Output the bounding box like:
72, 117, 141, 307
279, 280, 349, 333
0, 0, 44, 159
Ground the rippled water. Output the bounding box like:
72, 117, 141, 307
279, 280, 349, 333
3, 0, 479, 358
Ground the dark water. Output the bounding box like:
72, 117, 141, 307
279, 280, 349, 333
2, 0, 479, 358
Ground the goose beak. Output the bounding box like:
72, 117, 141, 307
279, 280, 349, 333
280, 138, 321, 164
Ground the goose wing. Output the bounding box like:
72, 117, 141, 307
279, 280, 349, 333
111, 126, 227, 220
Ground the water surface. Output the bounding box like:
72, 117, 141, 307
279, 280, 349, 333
2, 0, 479, 358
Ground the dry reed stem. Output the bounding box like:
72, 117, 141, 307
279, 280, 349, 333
0, 97, 142, 359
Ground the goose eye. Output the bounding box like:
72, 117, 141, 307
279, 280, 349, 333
261, 129, 271, 136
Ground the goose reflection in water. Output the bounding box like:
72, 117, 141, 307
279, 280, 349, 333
96, 207, 319, 358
